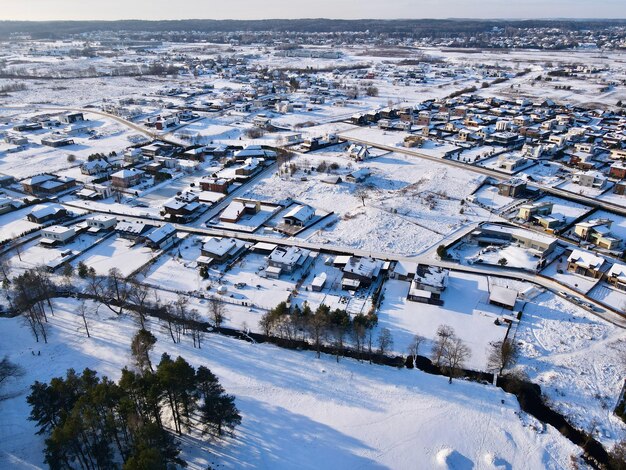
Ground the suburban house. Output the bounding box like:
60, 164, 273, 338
235, 157, 262, 177
59, 112, 84, 124
266, 246, 311, 278
609, 161, 626, 180
498, 179, 527, 198
407, 264, 449, 305
282, 204, 315, 227
27, 204, 68, 224
41, 136, 75, 148
615, 181, 626, 196
111, 168, 145, 188
162, 192, 202, 222
220, 199, 261, 223
488, 286, 518, 310
22, 174, 76, 196
573, 219, 621, 250
567, 249, 608, 279
467, 224, 558, 257
199, 237, 247, 264
606, 263, 626, 291
116, 221, 155, 240
199, 177, 231, 194
86, 215, 117, 232
517, 201, 553, 222
40, 225, 76, 247
572, 170, 606, 189
342, 256, 383, 290
143, 223, 177, 250
80, 159, 113, 176
348, 144, 370, 161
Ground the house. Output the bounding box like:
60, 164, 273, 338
498, 179, 527, 198
40, 225, 76, 247
199, 237, 247, 264
488, 286, 518, 310
76, 183, 112, 200
80, 159, 113, 176
574, 219, 621, 250
111, 169, 144, 188
391, 261, 418, 281
282, 204, 315, 227
143, 223, 176, 250
572, 170, 606, 189
348, 144, 370, 161
41, 136, 75, 148
22, 174, 76, 196
234, 145, 276, 161
235, 157, 261, 177
116, 221, 154, 240
162, 193, 202, 222
407, 265, 449, 305
468, 224, 557, 257
266, 246, 311, 278
27, 204, 68, 224
610, 162, 626, 180
219, 199, 261, 223
342, 256, 383, 290
199, 177, 231, 194
345, 168, 371, 183
311, 272, 327, 292
614, 181, 626, 196
59, 112, 84, 124
497, 156, 528, 172
517, 201, 553, 222
86, 215, 117, 232
606, 263, 626, 291
567, 249, 607, 279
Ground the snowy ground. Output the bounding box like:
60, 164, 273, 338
514, 292, 626, 447
0, 298, 583, 470
540, 257, 601, 294
377, 276, 511, 372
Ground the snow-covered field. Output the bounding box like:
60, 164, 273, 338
514, 292, 626, 447
0, 298, 583, 470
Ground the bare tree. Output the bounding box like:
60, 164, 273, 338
77, 300, 91, 338
431, 325, 455, 367
407, 334, 426, 368
208, 297, 225, 329
0, 253, 11, 284
377, 327, 394, 355
355, 185, 370, 207
487, 339, 519, 376
443, 336, 472, 383
127, 280, 151, 329
0, 356, 24, 399
188, 309, 204, 349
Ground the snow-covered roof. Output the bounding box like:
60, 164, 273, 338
146, 224, 176, 245
268, 246, 309, 268
111, 168, 144, 179
29, 203, 64, 219
567, 249, 605, 270
608, 263, 626, 283
414, 265, 449, 290
202, 237, 243, 257
283, 204, 315, 223
489, 286, 518, 308
343, 257, 383, 279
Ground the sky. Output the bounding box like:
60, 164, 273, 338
1, 0, 625, 21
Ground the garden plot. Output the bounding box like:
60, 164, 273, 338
587, 282, 626, 312
514, 291, 626, 447
71, 235, 155, 276
471, 184, 517, 211
210, 201, 283, 233
518, 162, 563, 187
452, 242, 542, 271
377, 275, 511, 371
241, 151, 484, 256
207, 252, 294, 311
0, 206, 40, 243
556, 180, 613, 198
599, 190, 626, 209
6, 233, 100, 274
0, 298, 580, 470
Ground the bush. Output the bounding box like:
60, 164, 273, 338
66, 154, 77, 163
365, 86, 379, 97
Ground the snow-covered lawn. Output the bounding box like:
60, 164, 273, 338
453, 242, 542, 271
0, 206, 40, 243
588, 282, 626, 312
583, 210, 626, 242
0, 298, 582, 470
471, 184, 517, 210
71, 235, 156, 276
377, 277, 511, 371
556, 180, 612, 198
540, 257, 601, 294
514, 292, 626, 447
533, 195, 592, 225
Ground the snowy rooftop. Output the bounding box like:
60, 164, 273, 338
567, 249, 606, 270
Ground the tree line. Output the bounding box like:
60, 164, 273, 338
27, 336, 240, 470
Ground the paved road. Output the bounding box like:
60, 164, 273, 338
338, 134, 626, 217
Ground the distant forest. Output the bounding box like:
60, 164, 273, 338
0, 18, 625, 39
